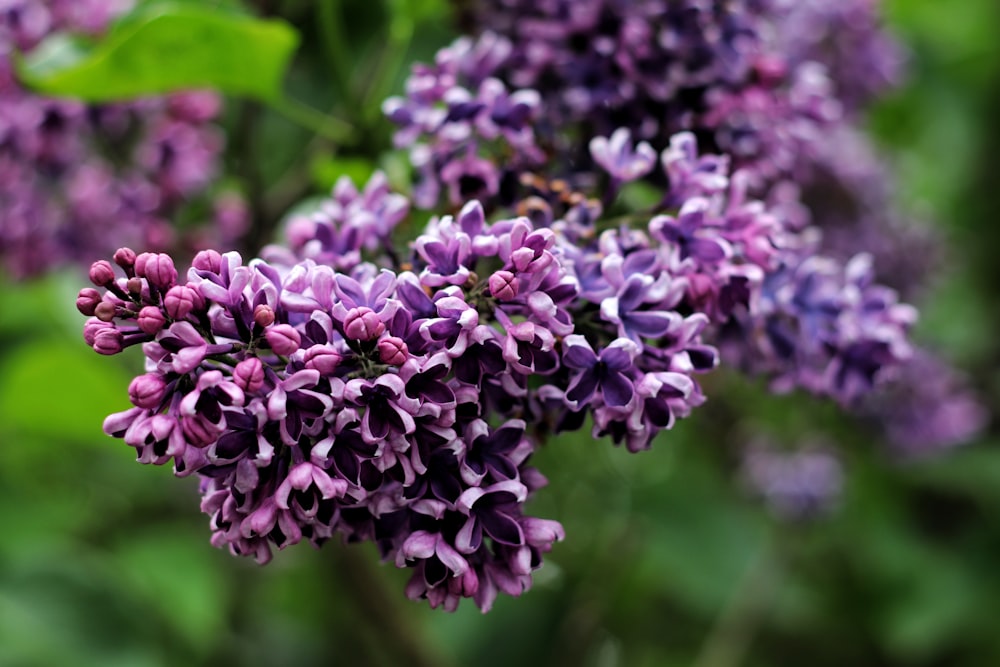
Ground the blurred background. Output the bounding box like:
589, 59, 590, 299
1, 0, 999, 665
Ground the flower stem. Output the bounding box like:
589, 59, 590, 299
267, 95, 355, 144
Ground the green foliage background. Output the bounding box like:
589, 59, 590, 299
1, 1, 998, 665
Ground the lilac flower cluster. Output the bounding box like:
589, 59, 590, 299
382, 33, 545, 208
81, 239, 562, 611
722, 253, 917, 406
861, 350, 990, 459
759, 0, 906, 111
451, 0, 898, 176
389, 0, 981, 426
76, 0, 982, 611
740, 438, 843, 521
0, 0, 243, 279
80, 156, 745, 608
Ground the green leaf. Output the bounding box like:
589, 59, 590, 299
310, 155, 376, 191
17, 3, 299, 102
0, 338, 132, 443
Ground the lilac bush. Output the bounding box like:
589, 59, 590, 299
75, 0, 985, 611
0, 0, 243, 279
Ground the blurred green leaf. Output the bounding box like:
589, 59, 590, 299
17, 3, 299, 102
0, 338, 130, 443
112, 525, 234, 652
310, 155, 376, 191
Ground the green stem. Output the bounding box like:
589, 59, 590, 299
691, 538, 779, 667
317, 0, 353, 103
333, 545, 453, 667
267, 95, 355, 144
361, 14, 414, 122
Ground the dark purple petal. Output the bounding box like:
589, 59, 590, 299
480, 511, 524, 546
566, 370, 599, 404
602, 372, 634, 407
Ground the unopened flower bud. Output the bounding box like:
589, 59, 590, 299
304, 345, 342, 375
344, 307, 384, 341
94, 301, 118, 322
135, 252, 177, 289
93, 328, 124, 355
129, 373, 168, 409
76, 288, 102, 316
266, 324, 301, 355
253, 304, 276, 328
113, 247, 137, 272
127, 277, 143, 295
233, 357, 265, 393
181, 414, 220, 448
378, 337, 409, 365
488, 270, 519, 300
753, 54, 787, 87
164, 285, 202, 320
137, 306, 167, 334
192, 249, 223, 273
83, 318, 113, 345
89, 260, 116, 287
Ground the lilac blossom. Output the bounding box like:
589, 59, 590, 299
740, 439, 844, 520
0, 1, 244, 279
77, 0, 984, 615
862, 350, 989, 458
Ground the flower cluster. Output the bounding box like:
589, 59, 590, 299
81, 234, 564, 612
77, 0, 983, 611
390, 0, 979, 425
80, 151, 750, 608
861, 350, 990, 458
740, 438, 843, 521
759, 0, 906, 111
0, 0, 242, 279
382, 32, 545, 209
723, 253, 917, 405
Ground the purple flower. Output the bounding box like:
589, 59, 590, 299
276, 462, 349, 516
455, 480, 528, 553
345, 375, 420, 444
562, 335, 639, 408
600, 275, 679, 344
590, 128, 657, 182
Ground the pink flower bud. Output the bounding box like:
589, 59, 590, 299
89, 260, 116, 287
129, 373, 168, 409
76, 288, 102, 316
181, 414, 220, 448
94, 301, 118, 322
266, 324, 301, 355
113, 247, 137, 271
344, 307, 384, 341
253, 304, 276, 328
93, 328, 124, 355
753, 54, 787, 87
378, 337, 409, 365
192, 249, 222, 273
135, 252, 177, 289
488, 270, 519, 300
83, 319, 113, 346
127, 277, 143, 294
164, 285, 202, 320
233, 357, 265, 393
304, 345, 342, 375
137, 306, 167, 334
